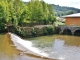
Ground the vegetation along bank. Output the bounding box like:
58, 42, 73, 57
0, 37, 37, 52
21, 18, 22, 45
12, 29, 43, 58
0, 0, 57, 37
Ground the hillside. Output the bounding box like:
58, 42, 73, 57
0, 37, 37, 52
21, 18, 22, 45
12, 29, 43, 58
52, 4, 80, 16
24, 2, 80, 17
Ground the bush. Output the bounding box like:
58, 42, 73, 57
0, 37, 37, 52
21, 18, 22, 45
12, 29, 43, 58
0, 23, 6, 33
47, 26, 54, 35
14, 26, 55, 38
43, 20, 49, 25
42, 26, 55, 35
31, 28, 37, 37
43, 27, 48, 35
15, 27, 26, 37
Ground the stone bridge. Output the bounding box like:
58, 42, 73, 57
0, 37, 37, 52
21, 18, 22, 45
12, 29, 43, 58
56, 25, 80, 35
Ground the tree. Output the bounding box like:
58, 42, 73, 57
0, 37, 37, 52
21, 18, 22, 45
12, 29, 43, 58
48, 4, 56, 24
27, 0, 44, 24
41, 1, 49, 24
0, 0, 56, 33
7, 0, 29, 26
66, 10, 74, 15
19, 4, 29, 26
0, 1, 7, 32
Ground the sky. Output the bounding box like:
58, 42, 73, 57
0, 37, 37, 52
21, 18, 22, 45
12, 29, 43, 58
22, 0, 80, 9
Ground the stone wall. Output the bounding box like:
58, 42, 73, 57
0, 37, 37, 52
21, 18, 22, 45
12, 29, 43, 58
15, 25, 54, 37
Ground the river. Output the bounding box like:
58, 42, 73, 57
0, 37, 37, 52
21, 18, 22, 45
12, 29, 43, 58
0, 34, 80, 60
0, 34, 52, 60
27, 35, 80, 60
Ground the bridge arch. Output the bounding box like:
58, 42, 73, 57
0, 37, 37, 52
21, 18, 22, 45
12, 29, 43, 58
62, 28, 72, 35
74, 29, 80, 36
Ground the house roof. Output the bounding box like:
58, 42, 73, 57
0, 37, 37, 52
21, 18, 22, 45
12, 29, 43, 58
62, 13, 80, 17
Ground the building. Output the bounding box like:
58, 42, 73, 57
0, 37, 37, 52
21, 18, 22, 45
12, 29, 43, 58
63, 13, 80, 26
56, 13, 80, 35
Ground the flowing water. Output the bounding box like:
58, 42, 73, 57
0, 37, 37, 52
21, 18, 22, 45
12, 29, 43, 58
0, 34, 52, 60
0, 33, 80, 60
27, 35, 80, 60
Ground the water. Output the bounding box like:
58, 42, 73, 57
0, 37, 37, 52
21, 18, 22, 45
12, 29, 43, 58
0, 33, 50, 60
27, 35, 80, 60
9, 33, 48, 58
0, 33, 80, 60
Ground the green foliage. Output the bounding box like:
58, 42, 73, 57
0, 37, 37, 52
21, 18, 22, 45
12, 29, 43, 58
0, 0, 56, 34
0, 23, 6, 33
14, 26, 55, 37
43, 27, 48, 35
27, 0, 56, 25
47, 26, 54, 35
15, 27, 26, 37
43, 26, 55, 35
31, 28, 37, 37
52, 4, 80, 16
27, 0, 44, 24
0, 2, 7, 32
65, 10, 74, 15
0, 0, 30, 32
43, 20, 49, 25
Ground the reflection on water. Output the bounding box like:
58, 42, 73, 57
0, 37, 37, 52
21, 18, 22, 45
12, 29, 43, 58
28, 35, 80, 60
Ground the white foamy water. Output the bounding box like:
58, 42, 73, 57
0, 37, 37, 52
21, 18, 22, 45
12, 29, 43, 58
9, 33, 49, 58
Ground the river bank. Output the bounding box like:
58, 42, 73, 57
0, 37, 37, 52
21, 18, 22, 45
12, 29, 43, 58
8, 25, 55, 38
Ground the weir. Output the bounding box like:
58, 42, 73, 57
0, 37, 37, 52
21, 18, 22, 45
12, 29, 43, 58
9, 33, 48, 57
9, 33, 63, 60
